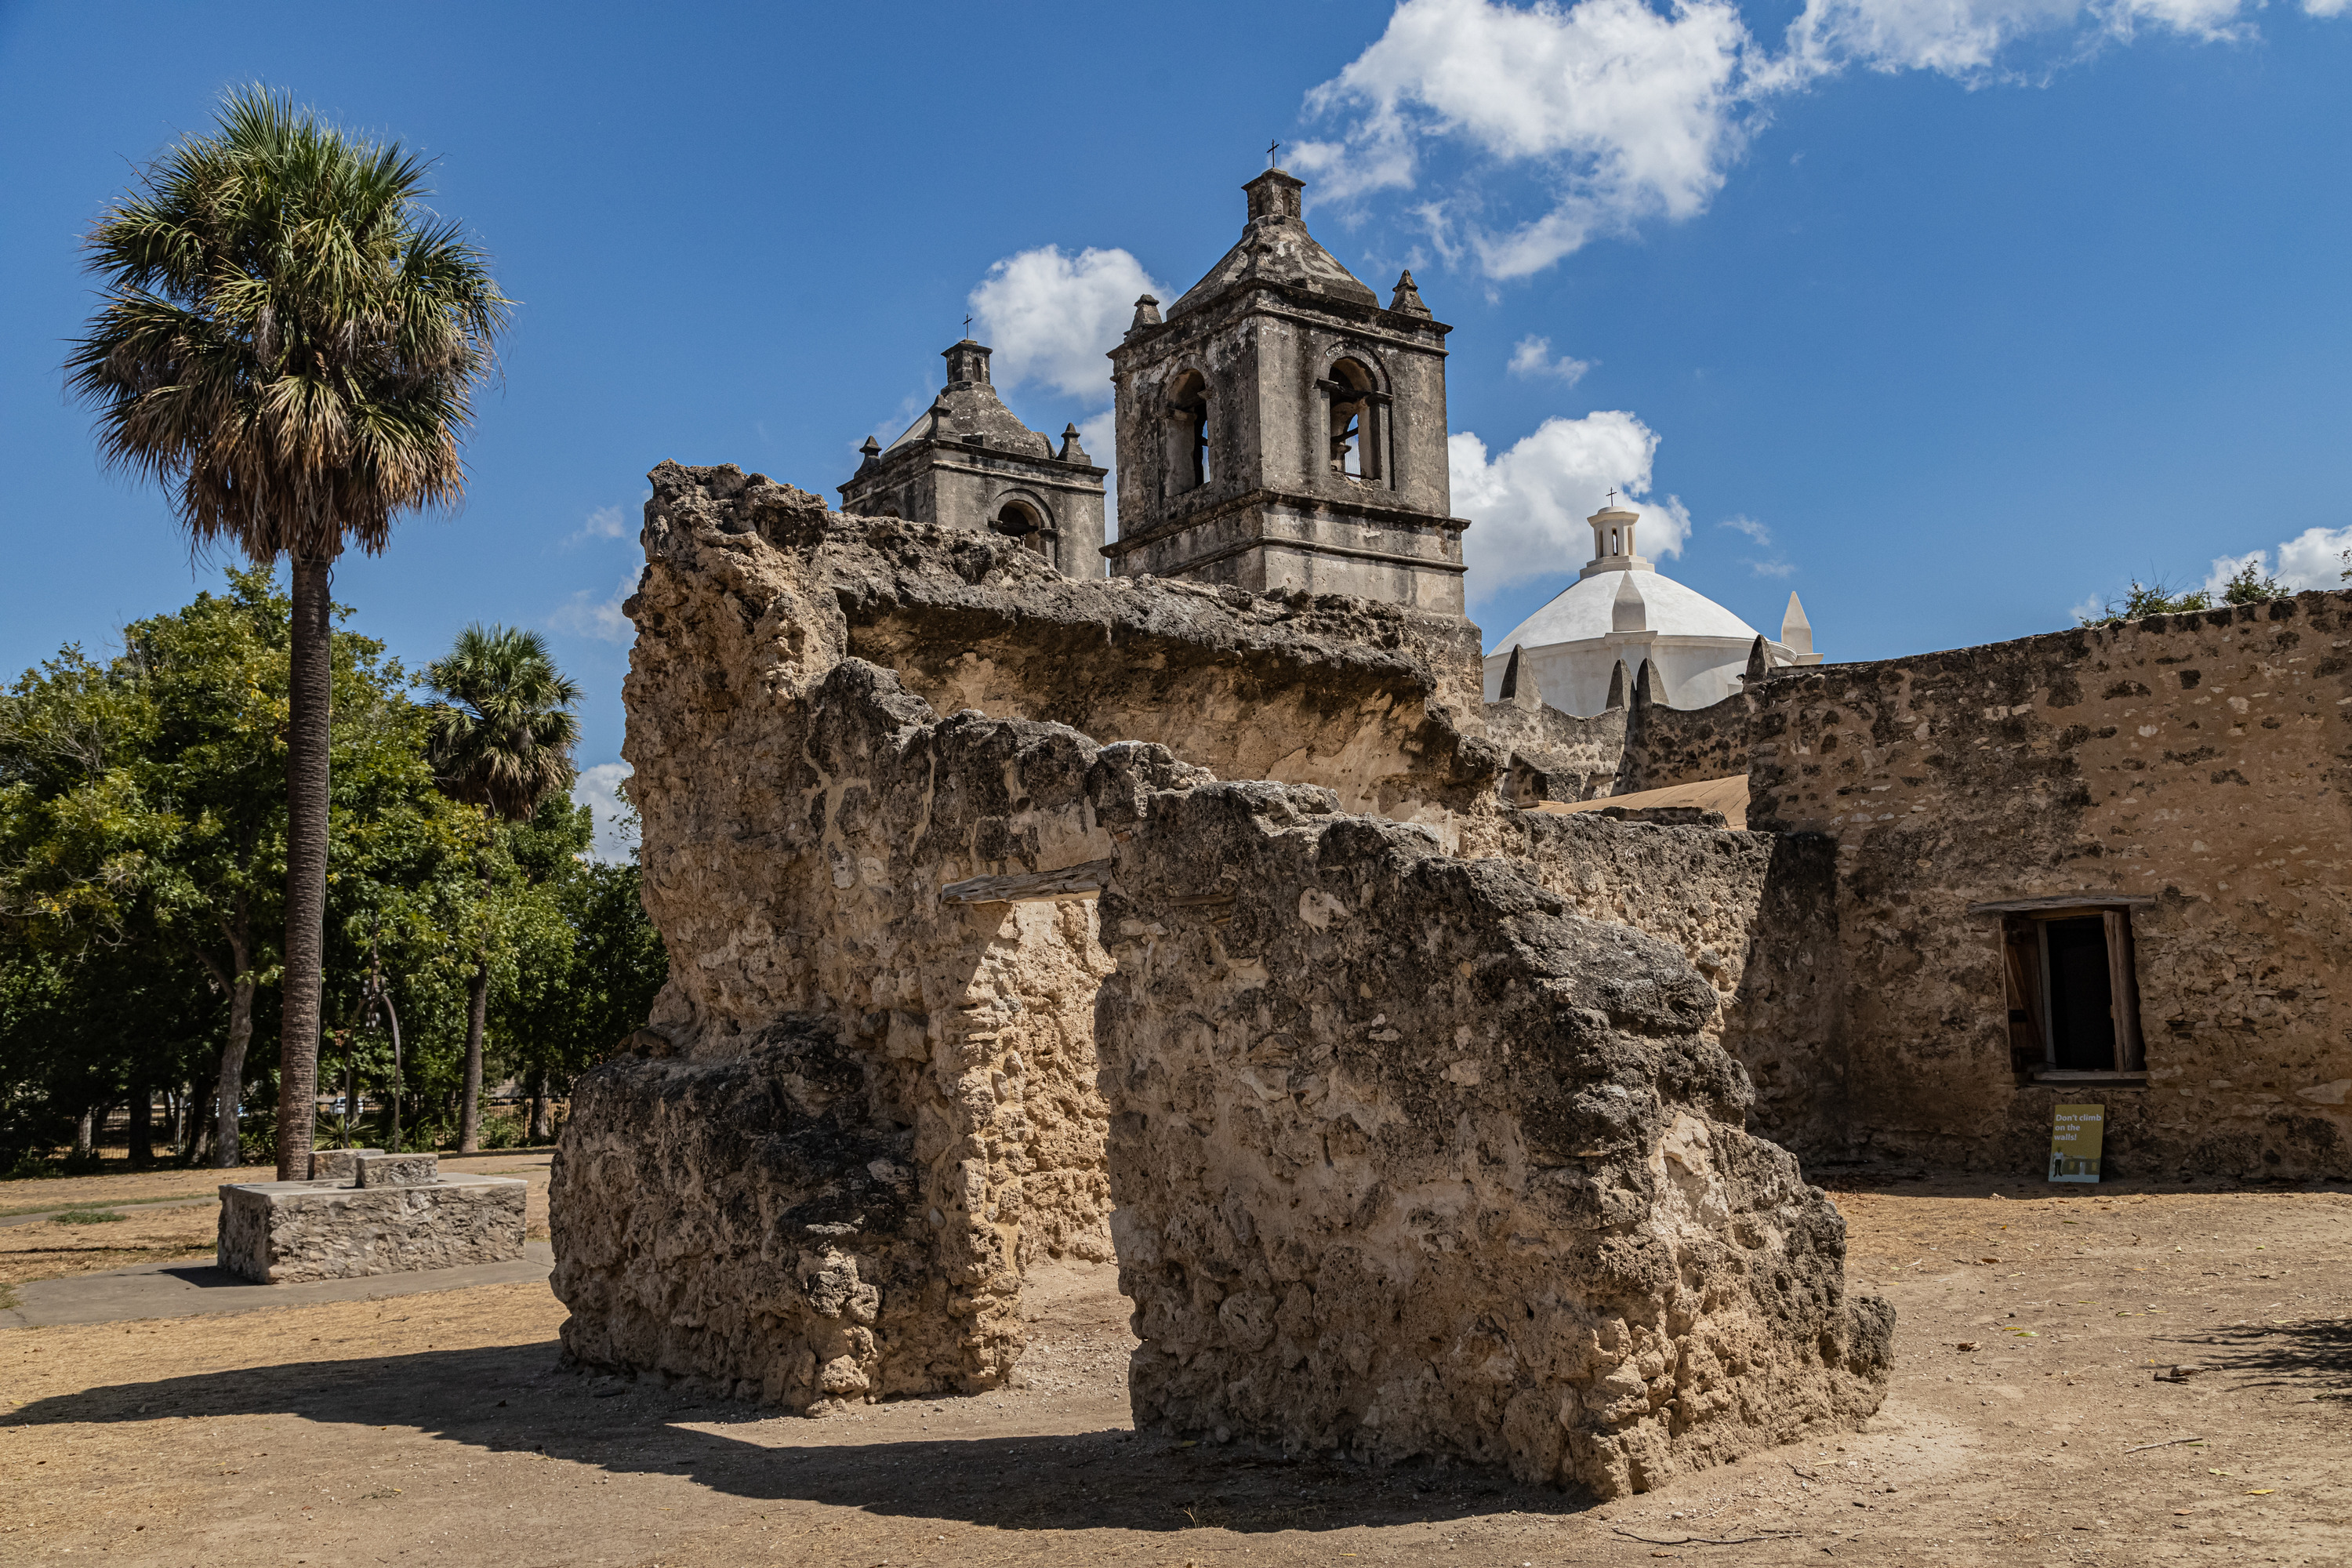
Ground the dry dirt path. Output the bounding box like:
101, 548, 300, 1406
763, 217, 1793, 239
3, 1176, 2349, 1566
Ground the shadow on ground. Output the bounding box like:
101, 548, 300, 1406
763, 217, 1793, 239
3, 1341, 1595, 1535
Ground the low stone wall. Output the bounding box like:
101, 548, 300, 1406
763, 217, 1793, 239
1481, 668, 1751, 807
1749, 590, 2352, 1178
1097, 784, 1890, 1497
217, 1170, 525, 1283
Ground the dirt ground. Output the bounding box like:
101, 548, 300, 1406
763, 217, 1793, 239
0, 1153, 555, 1299
4, 1171, 2351, 1566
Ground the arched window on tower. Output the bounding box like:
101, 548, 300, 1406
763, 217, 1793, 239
1327, 358, 1378, 481
993, 498, 1055, 568
1163, 371, 1210, 495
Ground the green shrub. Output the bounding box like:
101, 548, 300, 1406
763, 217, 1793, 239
51, 1207, 125, 1225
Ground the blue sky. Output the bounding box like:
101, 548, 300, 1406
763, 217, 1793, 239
5, 0, 2348, 855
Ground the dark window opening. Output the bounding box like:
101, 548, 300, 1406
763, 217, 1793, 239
1327, 358, 1377, 481
992, 500, 1054, 568
1165, 372, 1210, 495
1999, 907, 2145, 1079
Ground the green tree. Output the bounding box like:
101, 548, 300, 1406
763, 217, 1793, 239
2078, 560, 2291, 628
425, 626, 580, 1151
1, 569, 486, 1167
66, 87, 510, 1178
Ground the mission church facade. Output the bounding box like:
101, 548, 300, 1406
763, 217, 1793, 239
842, 165, 1817, 706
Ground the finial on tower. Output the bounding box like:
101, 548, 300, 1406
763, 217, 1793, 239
1267, 137, 1280, 169
1387, 269, 1430, 318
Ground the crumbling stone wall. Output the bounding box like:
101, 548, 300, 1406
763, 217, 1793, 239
555, 461, 1878, 1476
1484, 674, 1752, 808
1097, 785, 1889, 1497
1750, 592, 2352, 1178
1483, 812, 1845, 1161
1621, 683, 1750, 794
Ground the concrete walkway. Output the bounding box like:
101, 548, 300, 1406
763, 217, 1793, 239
2, 1239, 554, 1329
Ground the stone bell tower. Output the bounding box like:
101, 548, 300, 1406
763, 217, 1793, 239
1103, 168, 1468, 613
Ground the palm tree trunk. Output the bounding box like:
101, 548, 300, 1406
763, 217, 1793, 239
459, 957, 488, 1152
278, 552, 333, 1181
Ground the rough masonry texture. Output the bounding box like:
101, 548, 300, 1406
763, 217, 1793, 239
1098, 786, 1888, 1495
1749, 591, 2352, 1178
218, 1156, 525, 1284
550, 461, 1889, 1487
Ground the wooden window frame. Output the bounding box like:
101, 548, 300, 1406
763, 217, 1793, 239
1971, 895, 2149, 1086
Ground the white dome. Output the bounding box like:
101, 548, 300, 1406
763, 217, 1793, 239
1489, 568, 1759, 652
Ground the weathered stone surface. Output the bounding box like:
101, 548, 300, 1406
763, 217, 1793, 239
307, 1147, 382, 1181
1095, 785, 1890, 1497
1749, 591, 2352, 1178
557, 460, 1884, 1479
354, 1152, 438, 1188
216, 1174, 525, 1283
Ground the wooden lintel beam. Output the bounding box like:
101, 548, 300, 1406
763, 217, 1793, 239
940, 858, 1115, 906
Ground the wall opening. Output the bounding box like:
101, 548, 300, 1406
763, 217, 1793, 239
1327, 358, 1377, 481
993, 499, 1054, 568
1996, 903, 2146, 1080
1164, 371, 1210, 495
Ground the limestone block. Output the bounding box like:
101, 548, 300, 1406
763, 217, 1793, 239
308, 1147, 383, 1182
216, 1172, 525, 1283
355, 1152, 439, 1188
1096, 784, 1893, 1498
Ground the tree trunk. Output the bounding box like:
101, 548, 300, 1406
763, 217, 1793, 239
278, 553, 333, 1181
128, 1081, 153, 1167
528, 1066, 552, 1144
73, 1107, 96, 1162
215, 979, 254, 1168
460, 958, 488, 1152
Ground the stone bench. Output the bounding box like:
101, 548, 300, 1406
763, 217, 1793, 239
218, 1152, 528, 1283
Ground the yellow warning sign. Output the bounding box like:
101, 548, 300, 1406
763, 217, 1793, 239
2049, 1103, 2104, 1184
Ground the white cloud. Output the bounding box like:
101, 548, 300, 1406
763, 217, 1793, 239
1301, 0, 1762, 279
1786, 0, 2252, 78
968, 246, 1167, 404
1508, 336, 1595, 384
1298, 0, 2306, 279
1450, 408, 1693, 602
571, 504, 629, 543
1719, 513, 1771, 543
2310, 0, 2350, 16
550, 569, 641, 644
2202, 526, 2352, 596
571, 762, 639, 864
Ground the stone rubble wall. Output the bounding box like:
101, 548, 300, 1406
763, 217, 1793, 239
1095, 784, 1891, 1497
555, 460, 1882, 1479
1483, 683, 1752, 807
1748, 591, 2352, 1178
1476, 811, 1846, 1162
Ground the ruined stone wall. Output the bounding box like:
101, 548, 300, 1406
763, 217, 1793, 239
1096, 785, 1889, 1497
558, 461, 1879, 1475
1749, 592, 2352, 1178
1481, 813, 1846, 1161
1485, 699, 1628, 805
1482, 684, 1752, 807
554, 464, 1217, 1407
1621, 686, 1750, 793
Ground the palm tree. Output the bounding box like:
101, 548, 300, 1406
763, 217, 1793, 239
426, 625, 580, 1152
65, 89, 509, 1179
